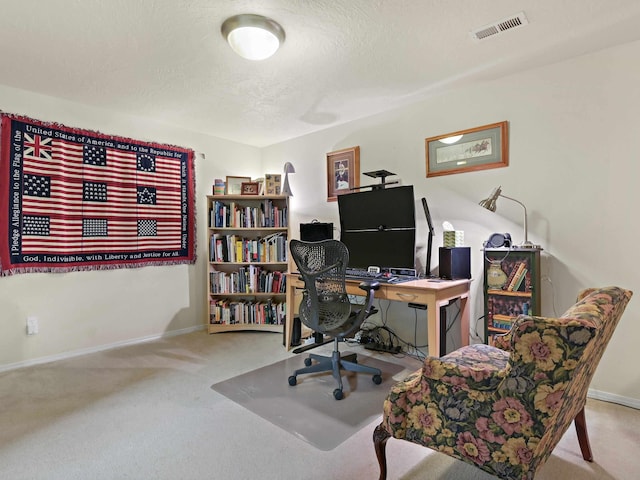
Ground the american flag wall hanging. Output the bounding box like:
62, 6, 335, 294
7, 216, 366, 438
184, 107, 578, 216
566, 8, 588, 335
0, 113, 196, 275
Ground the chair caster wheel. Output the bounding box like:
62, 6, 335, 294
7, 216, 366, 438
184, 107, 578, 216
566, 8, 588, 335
372, 374, 382, 385
288, 376, 297, 386
333, 389, 344, 400
304, 357, 312, 367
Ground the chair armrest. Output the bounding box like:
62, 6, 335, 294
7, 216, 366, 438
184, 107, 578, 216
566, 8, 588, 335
358, 280, 380, 292
423, 349, 509, 392
492, 329, 515, 352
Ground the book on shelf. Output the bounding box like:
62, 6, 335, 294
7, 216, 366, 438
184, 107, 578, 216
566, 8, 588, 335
512, 268, 528, 291
501, 261, 521, 290
506, 261, 527, 291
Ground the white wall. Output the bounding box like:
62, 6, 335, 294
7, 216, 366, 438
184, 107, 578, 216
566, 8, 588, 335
262, 39, 640, 405
0, 84, 261, 368
2, 38, 638, 406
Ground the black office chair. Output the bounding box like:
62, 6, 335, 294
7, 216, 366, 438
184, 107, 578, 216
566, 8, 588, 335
288, 239, 383, 400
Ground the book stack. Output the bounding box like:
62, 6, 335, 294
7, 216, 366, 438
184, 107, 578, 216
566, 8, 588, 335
209, 200, 288, 229
209, 233, 287, 263
209, 299, 286, 325
210, 268, 287, 294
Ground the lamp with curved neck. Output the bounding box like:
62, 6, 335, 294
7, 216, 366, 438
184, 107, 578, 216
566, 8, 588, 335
479, 186, 538, 248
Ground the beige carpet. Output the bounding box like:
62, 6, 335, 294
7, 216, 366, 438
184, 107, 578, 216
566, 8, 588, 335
211, 352, 407, 450
1, 330, 639, 480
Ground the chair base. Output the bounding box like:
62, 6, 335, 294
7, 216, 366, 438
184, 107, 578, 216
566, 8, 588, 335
373, 407, 595, 480
288, 338, 382, 400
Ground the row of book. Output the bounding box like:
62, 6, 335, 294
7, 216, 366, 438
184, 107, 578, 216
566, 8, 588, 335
209, 199, 288, 228
209, 233, 287, 263
491, 319, 515, 331
209, 299, 285, 325
210, 267, 287, 294
502, 260, 530, 291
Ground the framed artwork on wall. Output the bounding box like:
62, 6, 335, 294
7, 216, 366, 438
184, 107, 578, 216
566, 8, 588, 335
425, 121, 508, 177
326, 146, 360, 202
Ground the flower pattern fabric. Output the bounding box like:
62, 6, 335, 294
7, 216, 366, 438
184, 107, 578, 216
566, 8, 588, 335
380, 286, 632, 480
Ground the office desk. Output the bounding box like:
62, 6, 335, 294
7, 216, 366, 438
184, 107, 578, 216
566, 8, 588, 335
284, 274, 471, 357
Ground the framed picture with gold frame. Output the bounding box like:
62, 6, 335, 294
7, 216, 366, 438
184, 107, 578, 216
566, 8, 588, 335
264, 174, 282, 195
425, 121, 508, 178
326, 146, 360, 202
225, 176, 251, 195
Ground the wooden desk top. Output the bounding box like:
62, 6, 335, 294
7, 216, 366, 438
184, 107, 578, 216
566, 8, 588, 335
286, 273, 470, 300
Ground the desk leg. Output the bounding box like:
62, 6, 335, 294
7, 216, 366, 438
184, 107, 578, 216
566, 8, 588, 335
428, 294, 470, 357
427, 301, 441, 357
459, 294, 470, 347
285, 282, 295, 351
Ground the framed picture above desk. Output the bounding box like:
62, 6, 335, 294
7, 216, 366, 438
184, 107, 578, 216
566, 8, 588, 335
284, 274, 471, 357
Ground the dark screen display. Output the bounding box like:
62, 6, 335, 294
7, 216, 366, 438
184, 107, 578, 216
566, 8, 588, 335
337, 185, 416, 269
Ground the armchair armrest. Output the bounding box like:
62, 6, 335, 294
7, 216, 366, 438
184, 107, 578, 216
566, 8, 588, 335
422, 345, 509, 392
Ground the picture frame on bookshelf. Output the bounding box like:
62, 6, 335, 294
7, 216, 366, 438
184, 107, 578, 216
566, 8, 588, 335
253, 177, 265, 195
241, 182, 260, 195
265, 174, 282, 195
326, 146, 360, 202
425, 121, 508, 178
226, 176, 251, 195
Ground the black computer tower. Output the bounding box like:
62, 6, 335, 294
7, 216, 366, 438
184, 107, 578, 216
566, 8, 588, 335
300, 222, 333, 242
439, 247, 471, 280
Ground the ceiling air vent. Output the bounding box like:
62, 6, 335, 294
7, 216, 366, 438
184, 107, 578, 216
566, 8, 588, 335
470, 11, 529, 41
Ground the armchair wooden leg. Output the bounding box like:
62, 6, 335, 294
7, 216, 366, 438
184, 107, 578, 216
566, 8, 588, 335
374, 423, 391, 480
574, 406, 593, 462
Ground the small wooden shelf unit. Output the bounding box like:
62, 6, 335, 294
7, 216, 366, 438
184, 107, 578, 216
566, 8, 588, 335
483, 247, 542, 344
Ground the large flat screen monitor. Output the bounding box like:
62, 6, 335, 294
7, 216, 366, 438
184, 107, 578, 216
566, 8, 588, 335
337, 185, 416, 270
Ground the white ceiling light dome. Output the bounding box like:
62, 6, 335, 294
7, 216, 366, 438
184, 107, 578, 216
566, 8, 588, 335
221, 14, 285, 61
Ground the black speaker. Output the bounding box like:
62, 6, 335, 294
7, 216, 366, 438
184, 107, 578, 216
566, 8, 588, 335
439, 247, 471, 280
300, 222, 333, 241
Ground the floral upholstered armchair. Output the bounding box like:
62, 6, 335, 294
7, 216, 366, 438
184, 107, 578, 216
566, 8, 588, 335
374, 286, 632, 480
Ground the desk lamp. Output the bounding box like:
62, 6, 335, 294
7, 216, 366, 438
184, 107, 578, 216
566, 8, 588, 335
282, 162, 295, 196
479, 186, 538, 248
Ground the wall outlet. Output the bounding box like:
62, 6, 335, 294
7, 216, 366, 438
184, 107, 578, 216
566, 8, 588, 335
26, 316, 39, 335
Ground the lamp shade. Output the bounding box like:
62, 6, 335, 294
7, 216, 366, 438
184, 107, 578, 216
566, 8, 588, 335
478, 186, 501, 212
282, 162, 295, 196
221, 14, 285, 61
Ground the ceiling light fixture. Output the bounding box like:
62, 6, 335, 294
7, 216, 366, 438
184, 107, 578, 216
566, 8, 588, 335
221, 14, 285, 61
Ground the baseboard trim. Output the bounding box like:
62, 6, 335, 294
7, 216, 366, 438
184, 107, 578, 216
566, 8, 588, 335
588, 388, 640, 410
0, 325, 205, 374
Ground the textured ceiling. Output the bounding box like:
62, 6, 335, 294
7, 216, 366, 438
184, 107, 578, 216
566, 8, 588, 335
2, 0, 640, 147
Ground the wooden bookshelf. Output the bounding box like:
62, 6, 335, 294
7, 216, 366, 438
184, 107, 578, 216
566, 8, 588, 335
206, 194, 289, 334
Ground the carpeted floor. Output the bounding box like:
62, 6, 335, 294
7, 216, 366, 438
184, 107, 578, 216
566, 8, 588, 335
211, 352, 408, 450
1, 330, 639, 480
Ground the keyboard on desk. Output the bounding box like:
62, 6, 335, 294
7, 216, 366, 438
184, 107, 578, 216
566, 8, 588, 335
344, 268, 415, 284
345, 268, 382, 280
